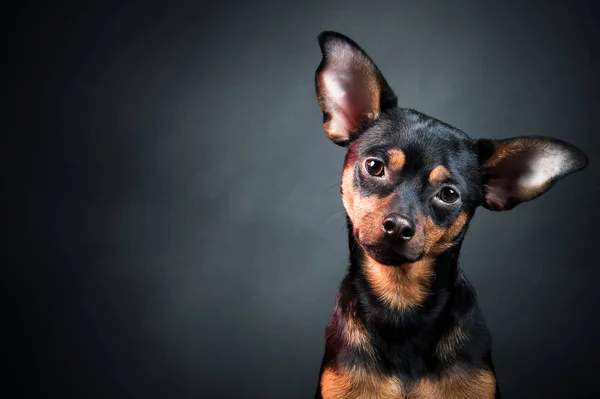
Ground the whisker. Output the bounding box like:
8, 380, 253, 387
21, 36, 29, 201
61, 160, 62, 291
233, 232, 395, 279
324, 211, 346, 225
321, 183, 340, 193
351, 236, 358, 253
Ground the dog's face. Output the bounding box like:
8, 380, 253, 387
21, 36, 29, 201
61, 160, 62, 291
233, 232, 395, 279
315, 32, 588, 266
339, 111, 482, 265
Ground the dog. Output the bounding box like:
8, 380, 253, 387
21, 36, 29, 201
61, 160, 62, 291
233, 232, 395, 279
312, 31, 588, 398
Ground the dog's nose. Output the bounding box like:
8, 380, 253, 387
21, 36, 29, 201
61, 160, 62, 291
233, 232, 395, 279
382, 213, 415, 241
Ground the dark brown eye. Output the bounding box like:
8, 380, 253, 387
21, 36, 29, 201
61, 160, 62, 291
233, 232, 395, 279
365, 159, 385, 177
438, 187, 460, 203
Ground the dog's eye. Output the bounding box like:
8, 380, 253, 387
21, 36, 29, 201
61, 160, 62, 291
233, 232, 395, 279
438, 187, 460, 203
365, 159, 385, 177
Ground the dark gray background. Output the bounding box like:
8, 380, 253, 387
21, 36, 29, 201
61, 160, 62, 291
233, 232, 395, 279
7, 1, 600, 398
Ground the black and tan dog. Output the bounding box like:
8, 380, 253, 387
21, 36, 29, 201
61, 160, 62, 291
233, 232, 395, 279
313, 31, 588, 398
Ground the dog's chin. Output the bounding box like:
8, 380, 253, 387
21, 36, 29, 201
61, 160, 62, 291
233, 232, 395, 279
361, 244, 423, 266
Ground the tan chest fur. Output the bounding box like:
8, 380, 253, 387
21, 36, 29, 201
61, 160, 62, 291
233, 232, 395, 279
320, 365, 496, 399
321, 366, 404, 399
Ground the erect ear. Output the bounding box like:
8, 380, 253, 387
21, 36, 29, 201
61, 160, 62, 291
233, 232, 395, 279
475, 136, 588, 211
315, 31, 398, 146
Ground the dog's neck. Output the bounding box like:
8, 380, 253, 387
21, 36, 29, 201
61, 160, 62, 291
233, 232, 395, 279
343, 221, 463, 332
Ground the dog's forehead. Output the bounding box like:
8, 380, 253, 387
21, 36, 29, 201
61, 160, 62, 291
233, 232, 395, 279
357, 110, 475, 170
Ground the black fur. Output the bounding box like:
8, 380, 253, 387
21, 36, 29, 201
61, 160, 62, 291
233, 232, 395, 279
314, 109, 501, 398
313, 31, 586, 398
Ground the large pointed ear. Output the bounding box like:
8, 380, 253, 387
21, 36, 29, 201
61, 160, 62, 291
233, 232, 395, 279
475, 136, 588, 211
315, 31, 398, 146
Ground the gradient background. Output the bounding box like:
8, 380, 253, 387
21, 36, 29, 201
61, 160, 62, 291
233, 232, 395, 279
7, 1, 600, 398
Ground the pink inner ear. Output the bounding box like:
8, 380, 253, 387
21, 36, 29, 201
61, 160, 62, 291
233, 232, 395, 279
481, 138, 580, 211
321, 70, 376, 138
336, 89, 370, 133
482, 178, 521, 211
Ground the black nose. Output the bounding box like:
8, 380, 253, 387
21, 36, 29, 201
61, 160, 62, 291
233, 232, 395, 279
382, 213, 415, 241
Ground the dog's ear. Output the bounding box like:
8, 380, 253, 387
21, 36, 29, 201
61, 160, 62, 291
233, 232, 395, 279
315, 31, 397, 146
475, 136, 588, 211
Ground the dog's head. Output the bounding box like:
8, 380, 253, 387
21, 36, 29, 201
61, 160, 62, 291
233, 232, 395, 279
315, 31, 588, 266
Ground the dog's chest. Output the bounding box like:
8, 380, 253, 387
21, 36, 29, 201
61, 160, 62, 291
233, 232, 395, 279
319, 364, 496, 399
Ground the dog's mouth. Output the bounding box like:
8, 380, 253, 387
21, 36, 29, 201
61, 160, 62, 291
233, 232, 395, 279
360, 242, 423, 266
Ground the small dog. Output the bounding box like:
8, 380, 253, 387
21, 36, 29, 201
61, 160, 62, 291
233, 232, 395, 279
313, 31, 588, 399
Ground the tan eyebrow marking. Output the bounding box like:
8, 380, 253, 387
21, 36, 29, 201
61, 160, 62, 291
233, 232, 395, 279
429, 165, 450, 185
387, 149, 406, 171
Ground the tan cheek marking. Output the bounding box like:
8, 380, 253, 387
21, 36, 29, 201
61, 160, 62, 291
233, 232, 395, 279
423, 219, 446, 253
363, 256, 435, 310
353, 194, 394, 243
387, 149, 406, 171
321, 366, 404, 399
435, 324, 469, 362
409, 368, 496, 399
428, 165, 450, 185
341, 166, 356, 219
356, 195, 391, 219
341, 164, 393, 242
424, 212, 468, 256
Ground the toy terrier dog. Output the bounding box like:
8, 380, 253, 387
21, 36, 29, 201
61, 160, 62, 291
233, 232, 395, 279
313, 31, 588, 398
